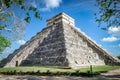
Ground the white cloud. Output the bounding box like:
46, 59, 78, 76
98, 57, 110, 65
41, 0, 62, 11
102, 26, 120, 42
102, 36, 119, 42
108, 26, 120, 36
17, 40, 26, 45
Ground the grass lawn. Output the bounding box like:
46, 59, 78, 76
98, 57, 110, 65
0, 66, 74, 73
0, 65, 120, 76
80, 65, 120, 72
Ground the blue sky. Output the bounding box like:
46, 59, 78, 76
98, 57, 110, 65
0, 0, 120, 59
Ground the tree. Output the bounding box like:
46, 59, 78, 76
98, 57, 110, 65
0, 0, 41, 53
0, 35, 10, 53
117, 56, 120, 59
95, 0, 120, 30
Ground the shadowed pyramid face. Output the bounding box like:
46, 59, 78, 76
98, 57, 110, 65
1, 12, 120, 69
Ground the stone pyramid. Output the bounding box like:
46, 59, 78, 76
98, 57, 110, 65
1, 12, 120, 69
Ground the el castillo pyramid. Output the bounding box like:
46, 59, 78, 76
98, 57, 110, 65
1, 12, 120, 69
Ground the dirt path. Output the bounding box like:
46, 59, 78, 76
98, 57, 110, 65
101, 69, 120, 76
0, 69, 120, 80
100, 69, 120, 80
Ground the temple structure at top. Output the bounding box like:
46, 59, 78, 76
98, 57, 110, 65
46, 12, 75, 27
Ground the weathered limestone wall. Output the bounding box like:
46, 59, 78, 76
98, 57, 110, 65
62, 23, 104, 68
0, 22, 68, 67
20, 22, 68, 66
62, 22, 120, 68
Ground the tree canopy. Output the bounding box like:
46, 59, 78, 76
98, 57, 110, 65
0, 0, 41, 53
95, 0, 120, 30
117, 56, 120, 59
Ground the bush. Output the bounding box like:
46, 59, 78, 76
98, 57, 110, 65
117, 56, 120, 59
71, 70, 80, 76
56, 71, 61, 75
75, 70, 80, 75
63, 72, 71, 75
99, 70, 108, 73
46, 70, 51, 74
13, 70, 17, 74
93, 72, 100, 75
86, 70, 92, 77
36, 70, 40, 74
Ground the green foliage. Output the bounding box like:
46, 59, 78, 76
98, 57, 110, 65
35, 12, 41, 19
46, 70, 51, 74
0, 0, 41, 53
0, 35, 11, 53
117, 56, 120, 59
74, 70, 80, 75
29, 6, 37, 11
0, 26, 5, 30
0, 66, 119, 76
36, 70, 40, 74
56, 71, 62, 75
95, 0, 120, 29
1, 0, 41, 24
24, 17, 31, 23
4, 0, 12, 8
87, 70, 91, 74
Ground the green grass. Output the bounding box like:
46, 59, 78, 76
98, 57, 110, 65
77, 65, 120, 73
0, 66, 74, 73
0, 65, 120, 76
